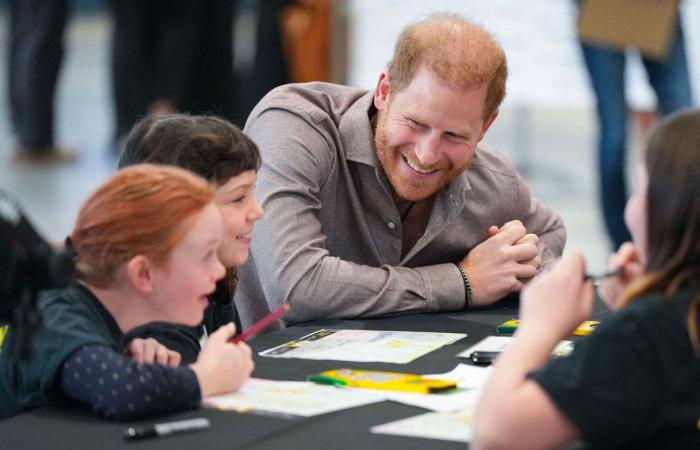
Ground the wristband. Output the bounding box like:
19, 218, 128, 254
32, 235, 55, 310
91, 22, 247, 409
454, 264, 473, 311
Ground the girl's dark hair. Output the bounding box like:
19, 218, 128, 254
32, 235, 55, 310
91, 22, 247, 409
117, 114, 261, 184
117, 114, 262, 300
622, 108, 700, 354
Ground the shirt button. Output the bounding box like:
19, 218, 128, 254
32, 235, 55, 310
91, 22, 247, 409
387, 221, 396, 230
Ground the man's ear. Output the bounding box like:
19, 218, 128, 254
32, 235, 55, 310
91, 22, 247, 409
477, 109, 499, 142
125, 255, 155, 294
373, 70, 391, 111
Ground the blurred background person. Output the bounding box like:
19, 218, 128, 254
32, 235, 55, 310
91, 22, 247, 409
109, 0, 235, 143
576, 0, 693, 249
244, 0, 333, 124
252, 0, 293, 108
7, 0, 76, 163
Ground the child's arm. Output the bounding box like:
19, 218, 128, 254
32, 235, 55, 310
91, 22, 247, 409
473, 253, 592, 450
60, 344, 200, 421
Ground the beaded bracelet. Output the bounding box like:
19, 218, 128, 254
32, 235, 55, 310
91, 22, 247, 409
454, 264, 473, 311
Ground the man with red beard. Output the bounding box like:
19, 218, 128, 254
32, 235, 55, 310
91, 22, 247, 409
235, 13, 565, 328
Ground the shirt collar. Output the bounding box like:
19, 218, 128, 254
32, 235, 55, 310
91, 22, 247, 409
339, 90, 381, 167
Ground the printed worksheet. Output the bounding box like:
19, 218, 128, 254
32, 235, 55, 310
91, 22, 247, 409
203, 378, 383, 417
259, 329, 467, 364
371, 407, 475, 443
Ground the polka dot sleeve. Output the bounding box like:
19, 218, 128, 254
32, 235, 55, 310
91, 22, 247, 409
60, 345, 201, 421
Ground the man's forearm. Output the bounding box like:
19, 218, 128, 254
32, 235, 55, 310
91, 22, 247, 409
257, 257, 466, 324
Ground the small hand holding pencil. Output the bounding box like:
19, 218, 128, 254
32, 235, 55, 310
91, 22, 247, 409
231, 304, 290, 344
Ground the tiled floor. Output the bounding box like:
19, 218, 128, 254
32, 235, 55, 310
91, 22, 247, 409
1, 8, 680, 273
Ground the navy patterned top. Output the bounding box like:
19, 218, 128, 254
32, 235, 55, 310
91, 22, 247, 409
0, 282, 200, 420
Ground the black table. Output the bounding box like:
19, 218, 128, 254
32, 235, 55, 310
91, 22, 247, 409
0, 297, 610, 450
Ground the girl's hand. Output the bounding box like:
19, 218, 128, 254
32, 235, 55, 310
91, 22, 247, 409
518, 252, 593, 344
128, 337, 181, 367
598, 242, 644, 310
190, 323, 254, 397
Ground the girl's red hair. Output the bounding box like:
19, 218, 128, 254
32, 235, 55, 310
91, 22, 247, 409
71, 164, 213, 287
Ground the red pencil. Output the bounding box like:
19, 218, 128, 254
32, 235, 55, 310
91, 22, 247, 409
230, 304, 290, 343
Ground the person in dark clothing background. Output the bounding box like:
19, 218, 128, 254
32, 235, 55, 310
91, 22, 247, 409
575, 0, 693, 250
7, 0, 75, 163
110, 0, 236, 141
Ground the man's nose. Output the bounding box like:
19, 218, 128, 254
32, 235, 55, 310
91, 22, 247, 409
414, 132, 441, 167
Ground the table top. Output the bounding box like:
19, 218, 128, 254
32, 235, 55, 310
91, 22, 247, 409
0, 296, 610, 450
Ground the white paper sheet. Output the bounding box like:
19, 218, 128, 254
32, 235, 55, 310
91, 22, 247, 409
424, 363, 493, 390
359, 387, 482, 413
371, 407, 475, 443
259, 329, 467, 364
203, 378, 384, 417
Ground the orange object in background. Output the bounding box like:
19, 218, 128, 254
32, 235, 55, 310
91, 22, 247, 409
280, 0, 332, 83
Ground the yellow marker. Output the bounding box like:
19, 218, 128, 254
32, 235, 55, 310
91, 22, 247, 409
572, 321, 600, 336
497, 319, 600, 336
0, 325, 7, 352
308, 368, 457, 394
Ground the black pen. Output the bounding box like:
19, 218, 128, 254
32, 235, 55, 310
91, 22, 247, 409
584, 269, 621, 286
124, 417, 210, 441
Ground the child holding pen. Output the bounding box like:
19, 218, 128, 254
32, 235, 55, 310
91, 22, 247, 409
117, 114, 265, 363
0, 165, 254, 420
473, 109, 700, 450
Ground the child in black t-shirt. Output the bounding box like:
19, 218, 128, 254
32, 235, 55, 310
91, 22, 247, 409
473, 109, 700, 450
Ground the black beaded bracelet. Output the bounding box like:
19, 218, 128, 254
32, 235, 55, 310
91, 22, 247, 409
454, 264, 473, 311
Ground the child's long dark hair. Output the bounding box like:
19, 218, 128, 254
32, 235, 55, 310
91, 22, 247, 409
621, 109, 700, 354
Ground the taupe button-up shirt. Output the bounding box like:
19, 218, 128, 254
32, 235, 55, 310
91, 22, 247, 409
235, 82, 566, 327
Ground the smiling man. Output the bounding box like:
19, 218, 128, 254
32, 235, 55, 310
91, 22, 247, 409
235, 13, 566, 327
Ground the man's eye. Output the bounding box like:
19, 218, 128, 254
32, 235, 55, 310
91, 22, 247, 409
407, 118, 422, 127
446, 132, 468, 142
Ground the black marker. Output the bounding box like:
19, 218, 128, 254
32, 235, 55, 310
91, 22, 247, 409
469, 351, 501, 365
584, 269, 621, 286
124, 417, 210, 441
